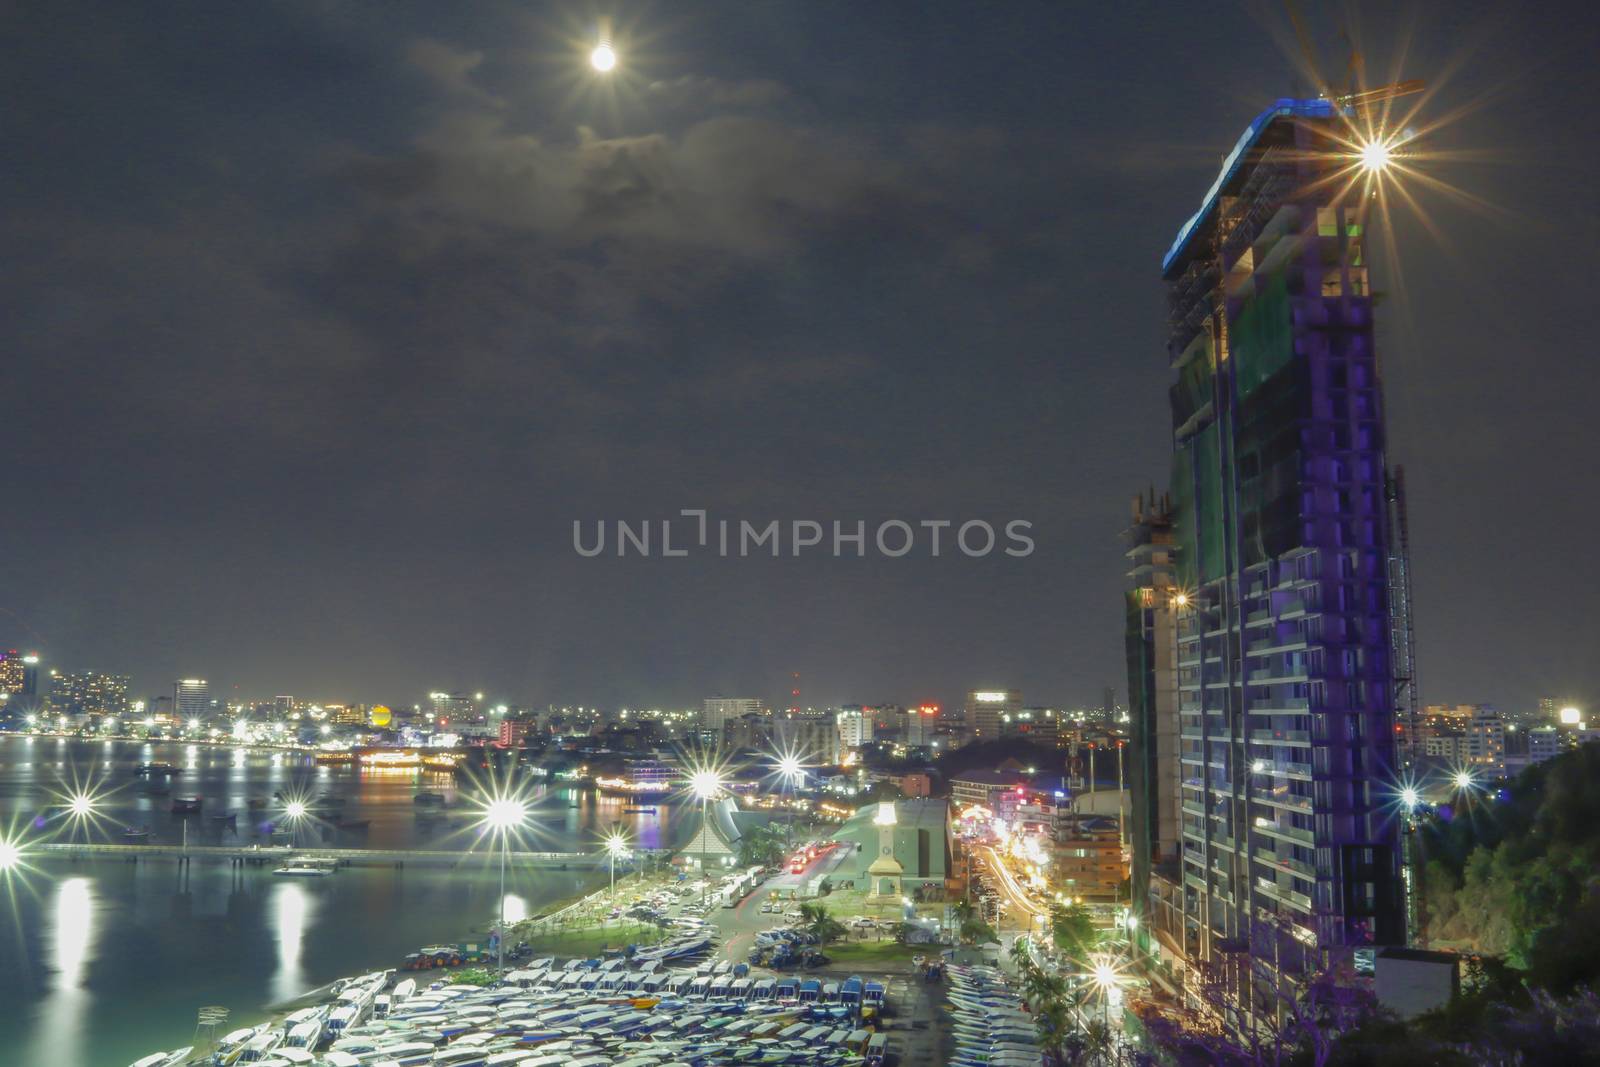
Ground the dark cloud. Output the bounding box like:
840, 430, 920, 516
1, 0, 1595, 715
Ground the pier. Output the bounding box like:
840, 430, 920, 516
36, 842, 620, 869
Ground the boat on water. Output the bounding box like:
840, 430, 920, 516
273, 865, 335, 877
170, 795, 203, 814
133, 762, 179, 777
121, 825, 152, 842
623, 806, 658, 815
126, 1046, 191, 1067
413, 791, 446, 807
595, 758, 679, 799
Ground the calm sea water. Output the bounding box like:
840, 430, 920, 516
0, 737, 695, 1067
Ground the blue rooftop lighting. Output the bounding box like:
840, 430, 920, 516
1162, 98, 1336, 278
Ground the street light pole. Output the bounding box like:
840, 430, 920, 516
498, 832, 508, 975
701, 795, 710, 909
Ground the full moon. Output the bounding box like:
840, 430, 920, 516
590, 42, 617, 73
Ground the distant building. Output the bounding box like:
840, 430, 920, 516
702, 698, 763, 735
773, 708, 838, 764
1528, 725, 1562, 764
173, 679, 209, 723
49, 670, 129, 718
949, 768, 1027, 811
1053, 814, 1127, 901
904, 705, 939, 748
498, 718, 534, 747
1465, 707, 1506, 775
429, 692, 475, 725
863, 768, 932, 798
0, 650, 39, 699
964, 689, 1021, 743
836, 706, 874, 752
1004, 707, 1060, 746
723, 711, 770, 752
326, 703, 366, 727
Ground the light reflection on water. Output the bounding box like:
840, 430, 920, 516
0, 737, 698, 1067
271, 882, 313, 1003
29, 877, 94, 1067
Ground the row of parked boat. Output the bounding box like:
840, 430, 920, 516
946, 964, 1042, 1067
128, 937, 893, 1067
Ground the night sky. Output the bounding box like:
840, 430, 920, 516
5, 2, 1597, 714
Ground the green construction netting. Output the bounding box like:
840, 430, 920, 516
1233, 268, 1294, 400
1171, 444, 1197, 591
1170, 333, 1215, 430
1194, 422, 1226, 583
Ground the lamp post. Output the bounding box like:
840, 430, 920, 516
691, 770, 724, 909
485, 796, 528, 975
775, 751, 805, 838
604, 828, 630, 899
1090, 956, 1118, 1030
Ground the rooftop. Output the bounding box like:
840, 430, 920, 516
1162, 97, 1336, 279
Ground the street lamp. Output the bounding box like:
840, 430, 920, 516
1089, 954, 1120, 1029
603, 827, 631, 899
691, 769, 725, 908
484, 795, 528, 976
0, 837, 21, 872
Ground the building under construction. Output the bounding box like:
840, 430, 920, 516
1127, 97, 1407, 1037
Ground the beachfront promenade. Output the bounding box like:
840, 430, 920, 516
37, 841, 630, 868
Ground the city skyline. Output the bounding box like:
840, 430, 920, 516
6, 3, 1596, 715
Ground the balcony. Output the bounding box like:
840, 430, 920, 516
1249, 667, 1310, 683
1254, 848, 1316, 880
1250, 729, 1311, 747
1253, 821, 1315, 848
1254, 879, 1314, 913
1255, 792, 1314, 814
1253, 760, 1314, 780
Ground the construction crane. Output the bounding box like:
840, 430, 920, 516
1284, 0, 1425, 111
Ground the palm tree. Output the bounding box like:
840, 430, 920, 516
1080, 1018, 1115, 1066
797, 902, 846, 945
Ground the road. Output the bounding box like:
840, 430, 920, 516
978, 844, 1046, 927
712, 846, 854, 962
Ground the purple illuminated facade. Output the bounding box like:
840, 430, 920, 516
1135, 99, 1405, 1034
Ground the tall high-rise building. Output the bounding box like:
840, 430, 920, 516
49, 670, 129, 718
964, 689, 1020, 742
904, 704, 939, 748
1135, 97, 1405, 1034
1124, 490, 1184, 954
173, 679, 209, 723
835, 706, 875, 752
773, 708, 839, 765
429, 692, 476, 725
0, 650, 40, 699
